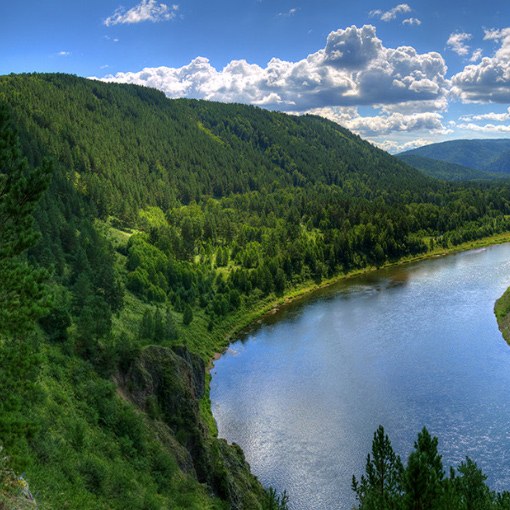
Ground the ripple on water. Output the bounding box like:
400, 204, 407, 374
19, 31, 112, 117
211, 244, 510, 509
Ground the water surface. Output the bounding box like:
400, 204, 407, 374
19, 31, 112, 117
211, 244, 510, 509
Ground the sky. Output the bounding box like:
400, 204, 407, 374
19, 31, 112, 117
2, 0, 510, 153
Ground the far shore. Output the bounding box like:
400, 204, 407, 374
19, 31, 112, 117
208, 231, 510, 370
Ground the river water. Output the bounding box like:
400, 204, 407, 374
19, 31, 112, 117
211, 244, 510, 509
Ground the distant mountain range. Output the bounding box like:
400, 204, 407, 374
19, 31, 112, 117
397, 139, 510, 181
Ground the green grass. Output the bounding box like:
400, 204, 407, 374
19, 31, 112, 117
495, 287, 510, 345
197, 121, 224, 145
21, 344, 225, 510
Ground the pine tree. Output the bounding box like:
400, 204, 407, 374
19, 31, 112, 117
404, 427, 444, 510
0, 103, 50, 339
352, 425, 404, 509
164, 307, 178, 340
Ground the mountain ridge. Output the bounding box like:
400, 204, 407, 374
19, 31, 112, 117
399, 138, 510, 173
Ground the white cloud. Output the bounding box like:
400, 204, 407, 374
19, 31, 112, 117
373, 138, 431, 153
278, 8, 298, 17
456, 122, 510, 133
369, 4, 412, 22
469, 48, 483, 62
309, 106, 448, 137
57, 51, 71, 57
446, 32, 472, 56
402, 18, 421, 26
483, 28, 510, 41
94, 24, 448, 111
104, 0, 179, 26
459, 107, 510, 122
451, 27, 510, 102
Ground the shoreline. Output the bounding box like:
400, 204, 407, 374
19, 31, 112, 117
208, 231, 510, 370
200, 230, 510, 498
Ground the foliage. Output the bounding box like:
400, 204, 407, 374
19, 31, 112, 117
0, 103, 50, 339
354, 427, 510, 510
4, 73, 510, 509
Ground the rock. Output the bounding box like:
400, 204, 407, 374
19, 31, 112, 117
123, 345, 266, 509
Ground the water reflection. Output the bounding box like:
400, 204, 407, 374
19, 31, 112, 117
211, 244, 510, 510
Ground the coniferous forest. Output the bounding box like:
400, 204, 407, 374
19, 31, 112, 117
3, 73, 510, 508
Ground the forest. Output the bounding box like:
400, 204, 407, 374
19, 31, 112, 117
3, 73, 510, 508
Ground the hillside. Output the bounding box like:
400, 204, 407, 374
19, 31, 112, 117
396, 153, 503, 181
399, 139, 510, 173
3, 73, 510, 509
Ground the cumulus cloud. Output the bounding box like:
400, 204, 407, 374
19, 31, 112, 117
304, 101, 453, 154
369, 4, 412, 22
402, 18, 421, 26
446, 32, 472, 56
469, 48, 483, 62
57, 51, 71, 57
94, 24, 448, 111
309, 106, 448, 137
104, 0, 178, 26
451, 27, 510, 102
373, 138, 432, 153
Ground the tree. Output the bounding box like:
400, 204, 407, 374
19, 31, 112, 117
404, 427, 444, 510
352, 425, 404, 510
0, 103, 50, 339
182, 304, 193, 326
453, 457, 493, 510
264, 487, 289, 510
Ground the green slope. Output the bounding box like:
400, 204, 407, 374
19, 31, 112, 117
399, 138, 510, 173
485, 149, 510, 173
3, 73, 510, 510
396, 153, 503, 181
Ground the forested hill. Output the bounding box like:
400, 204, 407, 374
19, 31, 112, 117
3, 72, 510, 510
399, 138, 510, 174
1, 72, 430, 220
396, 153, 502, 181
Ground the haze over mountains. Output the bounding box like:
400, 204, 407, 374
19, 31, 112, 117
398, 139, 510, 180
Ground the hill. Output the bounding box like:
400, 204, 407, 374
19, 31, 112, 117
399, 139, 510, 173
396, 153, 503, 181
3, 73, 510, 509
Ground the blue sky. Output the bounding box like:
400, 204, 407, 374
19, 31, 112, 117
2, 0, 510, 152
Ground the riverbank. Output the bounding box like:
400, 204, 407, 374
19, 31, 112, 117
201, 231, 510, 433
210, 236, 510, 510
495, 286, 510, 345
211, 231, 510, 359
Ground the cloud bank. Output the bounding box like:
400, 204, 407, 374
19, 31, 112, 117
93, 23, 510, 149
97, 24, 447, 112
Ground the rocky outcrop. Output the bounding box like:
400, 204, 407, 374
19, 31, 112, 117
122, 345, 265, 509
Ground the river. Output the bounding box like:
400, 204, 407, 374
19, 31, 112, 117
211, 243, 510, 509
